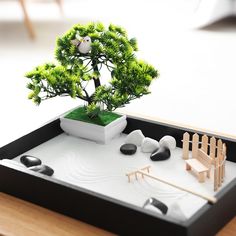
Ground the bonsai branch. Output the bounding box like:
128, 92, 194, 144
82, 88, 92, 104
83, 59, 92, 70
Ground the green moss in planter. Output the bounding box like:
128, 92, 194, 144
64, 107, 121, 126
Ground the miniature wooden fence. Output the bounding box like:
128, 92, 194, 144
182, 132, 227, 191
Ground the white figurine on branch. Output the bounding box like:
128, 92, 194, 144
71, 33, 91, 54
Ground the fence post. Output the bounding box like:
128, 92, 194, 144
201, 135, 208, 153
214, 157, 218, 191
183, 132, 190, 159
210, 137, 216, 164
217, 139, 223, 187
222, 144, 226, 181
192, 133, 199, 159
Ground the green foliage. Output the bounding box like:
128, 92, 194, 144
85, 103, 101, 118
26, 22, 159, 116
25, 63, 83, 104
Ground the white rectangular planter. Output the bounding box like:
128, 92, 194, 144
60, 114, 127, 144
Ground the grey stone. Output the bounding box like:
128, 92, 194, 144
120, 143, 137, 155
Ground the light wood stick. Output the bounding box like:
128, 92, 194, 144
214, 157, 219, 191
126, 174, 131, 183
137, 171, 217, 204
210, 137, 216, 164
222, 144, 227, 180
217, 140, 223, 187
201, 135, 208, 153
214, 168, 217, 191
192, 133, 199, 159
182, 132, 190, 159
141, 166, 151, 172
219, 152, 223, 187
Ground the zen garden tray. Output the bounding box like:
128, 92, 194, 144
0, 113, 235, 236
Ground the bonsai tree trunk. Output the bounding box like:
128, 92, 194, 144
92, 59, 101, 88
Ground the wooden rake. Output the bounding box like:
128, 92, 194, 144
126, 166, 217, 204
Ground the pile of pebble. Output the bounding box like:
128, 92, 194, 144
120, 130, 176, 161
2, 155, 54, 176
20, 155, 54, 176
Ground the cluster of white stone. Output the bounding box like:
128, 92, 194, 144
124, 129, 176, 153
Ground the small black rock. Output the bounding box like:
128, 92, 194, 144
120, 143, 137, 155
20, 155, 42, 167
28, 165, 54, 176
150, 146, 170, 161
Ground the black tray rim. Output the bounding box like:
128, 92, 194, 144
0, 115, 235, 236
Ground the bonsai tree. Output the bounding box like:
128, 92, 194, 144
26, 22, 159, 123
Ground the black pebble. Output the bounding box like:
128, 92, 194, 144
28, 165, 54, 176
120, 143, 137, 155
150, 146, 170, 161
20, 155, 42, 167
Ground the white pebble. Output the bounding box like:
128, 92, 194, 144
141, 137, 160, 153
167, 202, 187, 221
159, 135, 176, 150
125, 130, 145, 146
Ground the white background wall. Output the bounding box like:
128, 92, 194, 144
0, 0, 236, 146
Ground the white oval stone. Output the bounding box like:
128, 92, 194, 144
125, 130, 145, 146
141, 137, 160, 153
159, 135, 176, 150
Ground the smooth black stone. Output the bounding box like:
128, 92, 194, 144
120, 143, 137, 155
150, 146, 170, 161
143, 197, 168, 215
28, 165, 54, 176
20, 155, 42, 167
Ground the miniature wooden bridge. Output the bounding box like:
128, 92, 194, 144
126, 166, 217, 204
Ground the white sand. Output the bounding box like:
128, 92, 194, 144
10, 133, 236, 221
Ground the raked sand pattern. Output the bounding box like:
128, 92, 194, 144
13, 133, 236, 221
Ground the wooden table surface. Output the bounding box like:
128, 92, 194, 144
0, 192, 235, 236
